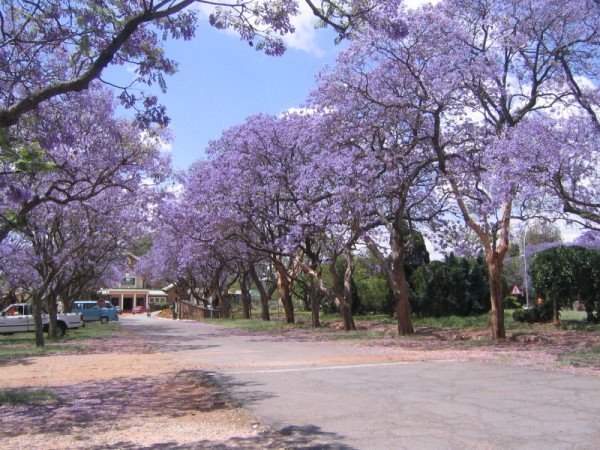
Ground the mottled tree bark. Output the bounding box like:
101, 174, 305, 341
240, 272, 252, 319
47, 296, 60, 339
274, 260, 295, 323
248, 263, 272, 321
486, 252, 506, 339
309, 277, 321, 328
33, 293, 45, 348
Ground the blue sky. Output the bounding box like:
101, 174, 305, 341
147, 15, 343, 171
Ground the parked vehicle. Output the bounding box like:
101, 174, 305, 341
132, 305, 150, 315
72, 300, 119, 323
0, 303, 83, 337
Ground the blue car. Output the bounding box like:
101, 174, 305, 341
72, 300, 119, 323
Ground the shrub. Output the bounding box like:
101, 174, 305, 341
504, 296, 524, 309
512, 303, 554, 323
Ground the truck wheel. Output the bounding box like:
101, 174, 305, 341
100, 316, 109, 324
56, 324, 67, 337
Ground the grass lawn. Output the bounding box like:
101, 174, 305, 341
200, 317, 290, 331
558, 346, 600, 368
207, 307, 600, 338
560, 310, 587, 321
0, 389, 58, 406
0, 321, 121, 359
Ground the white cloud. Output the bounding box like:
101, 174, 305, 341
140, 130, 173, 154
404, 0, 441, 9
194, 1, 323, 56
574, 75, 596, 90
280, 106, 317, 117
282, 2, 324, 57
158, 140, 173, 153
557, 219, 586, 243
166, 182, 184, 196
425, 237, 444, 261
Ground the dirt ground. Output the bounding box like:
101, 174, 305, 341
0, 327, 279, 449
2, 319, 600, 449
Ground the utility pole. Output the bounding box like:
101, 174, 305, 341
522, 221, 530, 309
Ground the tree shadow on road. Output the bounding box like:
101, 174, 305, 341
86, 423, 356, 449
1, 368, 354, 448
0, 370, 240, 436
203, 371, 276, 409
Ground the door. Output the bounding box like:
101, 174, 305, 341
0, 304, 33, 333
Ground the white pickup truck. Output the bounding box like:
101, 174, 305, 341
0, 303, 84, 337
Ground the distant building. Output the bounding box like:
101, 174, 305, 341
162, 283, 180, 303
100, 253, 167, 311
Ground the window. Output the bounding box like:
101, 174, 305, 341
121, 277, 136, 287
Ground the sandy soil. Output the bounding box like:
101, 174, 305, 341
0, 328, 274, 449
2, 319, 599, 449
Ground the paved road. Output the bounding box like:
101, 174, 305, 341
123, 315, 600, 449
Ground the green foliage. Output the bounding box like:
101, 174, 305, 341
352, 253, 394, 315
512, 303, 554, 323
415, 253, 489, 317
504, 296, 524, 309
0, 131, 55, 173
350, 276, 361, 315
525, 222, 563, 246
150, 302, 170, 311
351, 249, 489, 318
530, 246, 600, 322
404, 229, 431, 270
411, 314, 491, 329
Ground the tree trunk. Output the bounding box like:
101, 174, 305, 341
296, 254, 352, 330
486, 252, 506, 339
211, 287, 220, 311
274, 260, 294, 323
309, 277, 321, 328
390, 221, 414, 335
47, 296, 60, 339
362, 216, 415, 335
322, 253, 356, 331
241, 272, 251, 319
391, 254, 413, 335
299, 288, 310, 311
220, 293, 230, 319
336, 295, 356, 330
341, 248, 356, 331
33, 293, 45, 348
552, 296, 560, 326
248, 263, 271, 321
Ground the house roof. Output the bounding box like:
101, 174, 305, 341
125, 252, 141, 261
148, 290, 167, 296
100, 288, 166, 295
